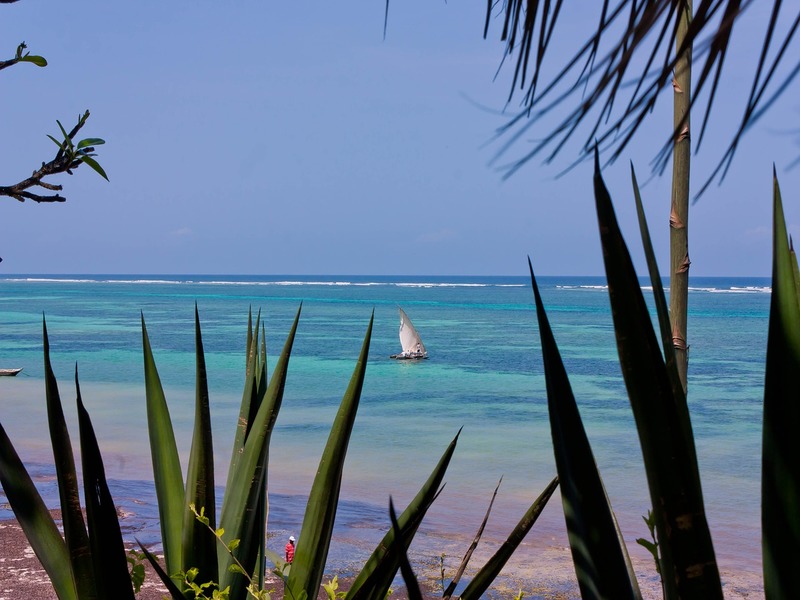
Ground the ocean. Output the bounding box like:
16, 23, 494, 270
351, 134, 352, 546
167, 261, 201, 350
0, 274, 769, 594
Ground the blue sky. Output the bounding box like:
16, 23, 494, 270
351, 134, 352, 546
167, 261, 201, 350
1, 1, 798, 276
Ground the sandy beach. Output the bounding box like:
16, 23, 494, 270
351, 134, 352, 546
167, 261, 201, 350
0, 512, 765, 600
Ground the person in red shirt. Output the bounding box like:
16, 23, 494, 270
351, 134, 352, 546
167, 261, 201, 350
285, 535, 295, 564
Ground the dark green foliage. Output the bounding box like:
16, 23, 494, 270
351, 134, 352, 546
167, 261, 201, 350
458, 477, 560, 600
594, 154, 721, 597
43, 320, 97, 600
76, 373, 136, 600
46, 114, 108, 181
139, 543, 185, 600
443, 477, 502, 599
530, 257, 641, 600
388, 499, 423, 600
0, 319, 140, 599
0, 423, 77, 600
181, 305, 218, 587
346, 430, 461, 600
142, 314, 185, 586
762, 171, 800, 599
287, 314, 374, 600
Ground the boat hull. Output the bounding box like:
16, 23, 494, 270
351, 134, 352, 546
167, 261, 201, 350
0, 368, 23, 376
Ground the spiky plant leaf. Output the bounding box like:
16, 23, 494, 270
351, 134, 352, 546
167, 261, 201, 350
762, 170, 800, 598
138, 542, 186, 600
43, 319, 96, 600
593, 153, 722, 598
631, 165, 700, 492
224, 309, 262, 496
443, 477, 503, 599
459, 476, 559, 600
181, 305, 218, 585
529, 258, 641, 599
286, 313, 373, 600
219, 307, 301, 595
630, 163, 685, 403
142, 313, 185, 584
256, 320, 270, 589
388, 498, 423, 600
0, 423, 77, 600
346, 429, 461, 600
76, 372, 136, 599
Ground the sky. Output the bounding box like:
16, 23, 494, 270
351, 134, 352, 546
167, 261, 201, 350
1, 1, 799, 277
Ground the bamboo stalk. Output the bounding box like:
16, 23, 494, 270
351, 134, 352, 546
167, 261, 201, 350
670, 0, 693, 394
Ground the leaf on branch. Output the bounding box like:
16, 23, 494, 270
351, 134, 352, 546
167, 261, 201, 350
79, 156, 109, 181
55, 120, 74, 151
77, 138, 105, 149
45, 134, 65, 150
19, 55, 47, 67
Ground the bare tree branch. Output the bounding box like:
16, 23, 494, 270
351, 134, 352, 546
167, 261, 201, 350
0, 110, 99, 203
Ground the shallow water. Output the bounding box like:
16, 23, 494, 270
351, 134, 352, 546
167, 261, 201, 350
0, 274, 769, 590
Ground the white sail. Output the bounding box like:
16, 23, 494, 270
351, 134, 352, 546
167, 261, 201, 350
397, 307, 427, 358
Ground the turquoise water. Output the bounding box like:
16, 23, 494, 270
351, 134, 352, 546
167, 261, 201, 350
0, 275, 769, 586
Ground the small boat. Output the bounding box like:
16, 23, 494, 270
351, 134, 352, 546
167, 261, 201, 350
390, 308, 428, 360
0, 368, 23, 376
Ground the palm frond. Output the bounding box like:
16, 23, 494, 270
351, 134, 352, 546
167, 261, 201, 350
486, 0, 799, 193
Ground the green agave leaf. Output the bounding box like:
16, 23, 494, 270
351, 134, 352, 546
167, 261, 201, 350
43, 319, 96, 600
630, 163, 685, 406
75, 372, 136, 600
593, 153, 722, 598
182, 305, 218, 585
256, 320, 270, 589
0, 423, 77, 600
346, 429, 461, 600
142, 313, 185, 585
387, 498, 423, 600
631, 165, 700, 495
263, 547, 285, 573
224, 309, 262, 496
459, 476, 559, 600
529, 256, 641, 600
219, 307, 301, 594
224, 360, 270, 600
239, 326, 272, 595
287, 313, 373, 600
762, 170, 800, 599
443, 477, 503, 599
138, 542, 186, 600
246, 308, 254, 371
79, 155, 109, 181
